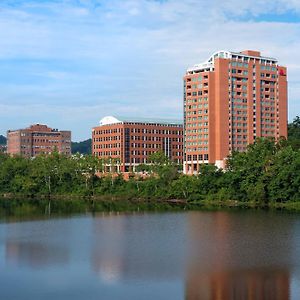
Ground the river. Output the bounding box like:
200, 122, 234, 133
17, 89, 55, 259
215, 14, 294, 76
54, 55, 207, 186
1, 210, 300, 299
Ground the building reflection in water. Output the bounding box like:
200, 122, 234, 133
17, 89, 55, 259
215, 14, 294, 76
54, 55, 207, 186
6, 241, 69, 268
91, 213, 126, 283
185, 268, 289, 300
185, 211, 291, 300
4, 220, 70, 269
90, 212, 186, 283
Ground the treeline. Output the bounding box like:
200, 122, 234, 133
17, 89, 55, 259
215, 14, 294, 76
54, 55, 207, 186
71, 138, 92, 154
0, 136, 300, 204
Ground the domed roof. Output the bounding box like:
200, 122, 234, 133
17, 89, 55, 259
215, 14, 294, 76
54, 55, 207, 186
99, 116, 121, 126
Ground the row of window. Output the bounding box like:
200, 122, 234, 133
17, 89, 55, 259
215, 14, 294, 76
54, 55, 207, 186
186, 141, 209, 146
261, 73, 277, 78
230, 62, 249, 68
187, 90, 209, 97
185, 97, 209, 103
261, 130, 275, 135
94, 128, 121, 135
186, 154, 209, 161
231, 91, 247, 97
186, 82, 209, 89
131, 136, 182, 142
185, 147, 209, 152
186, 116, 209, 122
261, 65, 277, 71
186, 134, 209, 140
94, 136, 120, 142
186, 122, 209, 128
185, 104, 209, 110
186, 75, 208, 82
186, 128, 209, 133
261, 80, 276, 86
230, 122, 248, 127
186, 110, 209, 116
230, 84, 248, 90
231, 116, 247, 121
231, 69, 249, 75
230, 129, 248, 133
231, 77, 248, 82
130, 129, 182, 134
94, 144, 121, 149
95, 151, 121, 156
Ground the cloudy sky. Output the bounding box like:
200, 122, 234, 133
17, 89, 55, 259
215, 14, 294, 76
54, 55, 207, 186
0, 0, 299, 141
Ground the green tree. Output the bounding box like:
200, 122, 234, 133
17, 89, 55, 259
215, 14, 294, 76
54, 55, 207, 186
288, 116, 300, 150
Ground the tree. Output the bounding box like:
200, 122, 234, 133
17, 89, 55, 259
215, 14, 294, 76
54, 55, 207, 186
148, 151, 179, 184
267, 146, 300, 202
169, 175, 198, 199
288, 116, 300, 150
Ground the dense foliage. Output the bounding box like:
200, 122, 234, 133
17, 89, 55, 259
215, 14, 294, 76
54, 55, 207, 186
0, 136, 300, 204
0, 117, 299, 205
288, 116, 300, 150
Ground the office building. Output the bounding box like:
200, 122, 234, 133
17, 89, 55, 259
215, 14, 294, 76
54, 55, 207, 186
7, 124, 71, 157
92, 116, 183, 172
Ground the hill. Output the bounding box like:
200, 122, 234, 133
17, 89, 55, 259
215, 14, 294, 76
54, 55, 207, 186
71, 138, 92, 155
0, 135, 6, 145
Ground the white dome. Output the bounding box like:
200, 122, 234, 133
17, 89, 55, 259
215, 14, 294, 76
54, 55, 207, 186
99, 116, 121, 126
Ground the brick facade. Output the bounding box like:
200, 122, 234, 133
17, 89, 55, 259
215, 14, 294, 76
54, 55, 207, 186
92, 116, 183, 172
7, 124, 71, 157
184, 50, 288, 173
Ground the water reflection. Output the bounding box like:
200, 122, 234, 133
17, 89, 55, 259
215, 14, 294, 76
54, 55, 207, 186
6, 241, 69, 268
185, 269, 289, 300
91, 214, 126, 283
91, 213, 186, 282
185, 211, 293, 299
0, 211, 299, 299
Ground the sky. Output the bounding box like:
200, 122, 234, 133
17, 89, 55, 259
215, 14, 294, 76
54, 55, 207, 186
0, 0, 300, 141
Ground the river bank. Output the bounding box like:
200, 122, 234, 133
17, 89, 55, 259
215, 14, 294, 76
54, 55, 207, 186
1, 196, 300, 220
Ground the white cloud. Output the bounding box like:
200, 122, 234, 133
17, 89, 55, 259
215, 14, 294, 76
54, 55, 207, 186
0, 0, 299, 139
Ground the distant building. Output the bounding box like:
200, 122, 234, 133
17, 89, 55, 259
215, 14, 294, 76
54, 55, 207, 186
7, 124, 71, 157
92, 116, 183, 172
184, 50, 287, 173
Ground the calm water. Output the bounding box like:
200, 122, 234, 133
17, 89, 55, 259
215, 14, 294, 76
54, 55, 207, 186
1, 210, 300, 299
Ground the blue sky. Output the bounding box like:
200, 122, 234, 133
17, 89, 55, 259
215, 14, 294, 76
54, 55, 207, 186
0, 0, 300, 141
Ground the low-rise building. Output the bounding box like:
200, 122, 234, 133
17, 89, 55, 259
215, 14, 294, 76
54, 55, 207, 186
92, 116, 183, 172
7, 124, 71, 157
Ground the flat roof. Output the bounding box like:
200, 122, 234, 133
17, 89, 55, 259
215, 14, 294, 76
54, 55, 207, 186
187, 50, 278, 73
98, 116, 183, 127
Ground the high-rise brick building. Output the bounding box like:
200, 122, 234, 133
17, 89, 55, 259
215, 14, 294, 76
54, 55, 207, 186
92, 116, 183, 172
183, 50, 287, 173
7, 124, 71, 157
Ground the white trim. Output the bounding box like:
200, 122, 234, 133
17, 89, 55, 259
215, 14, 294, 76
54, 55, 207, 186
186, 50, 278, 74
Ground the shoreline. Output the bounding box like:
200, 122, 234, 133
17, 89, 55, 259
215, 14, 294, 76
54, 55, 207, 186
1, 195, 300, 215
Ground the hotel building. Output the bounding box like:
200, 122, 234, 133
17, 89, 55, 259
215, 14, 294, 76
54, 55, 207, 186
92, 116, 183, 172
184, 50, 287, 173
7, 124, 71, 157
